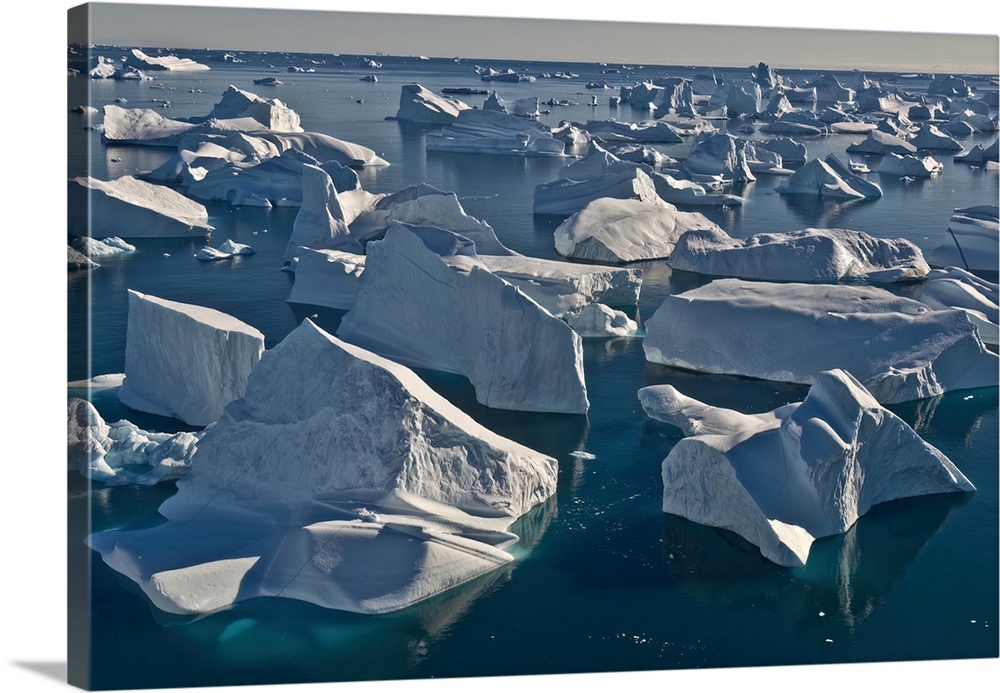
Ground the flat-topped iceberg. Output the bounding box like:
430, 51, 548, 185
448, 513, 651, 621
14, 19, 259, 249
124, 48, 209, 72
639, 369, 974, 567
88, 319, 558, 615
642, 279, 998, 403
534, 167, 662, 217
916, 267, 999, 345
876, 153, 943, 178
554, 197, 721, 263
68, 397, 200, 485
394, 83, 470, 124
775, 159, 881, 200
427, 109, 564, 156
927, 205, 999, 272
583, 119, 684, 144
337, 224, 589, 414
68, 176, 213, 239
119, 291, 265, 426
667, 227, 929, 283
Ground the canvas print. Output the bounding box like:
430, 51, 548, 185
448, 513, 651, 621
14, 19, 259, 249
66, 2, 998, 690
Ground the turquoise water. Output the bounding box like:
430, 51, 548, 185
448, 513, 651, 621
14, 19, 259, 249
68, 51, 998, 689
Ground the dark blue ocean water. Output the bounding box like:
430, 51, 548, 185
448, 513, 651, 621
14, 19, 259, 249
67, 52, 998, 689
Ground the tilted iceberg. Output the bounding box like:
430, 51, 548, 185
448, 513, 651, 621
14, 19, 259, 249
124, 48, 209, 72
337, 224, 589, 414
118, 291, 265, 426
554, 197, 721, 263
88, 319, 558, 615
394, 83, 470, 124
68, 176, 213, 239
907, 123, 962, 151
639, 369, 974, 567
927, 205, 999, 272
775, 159, 881, 200
822, 154, 883, 199
667, 227, 929, 283
642, 279, 998, 403
68, 397, 200, 485
846, 130, 917, 156
534, 167, 663, 217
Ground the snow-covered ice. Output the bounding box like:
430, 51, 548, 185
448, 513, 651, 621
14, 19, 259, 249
927, 205, 999, 272
286, 164, 362, 262
337, 223, 589, 414
642, 279, 998, 403
775, 159, 881, 200
68, 176, 213, 238
71, 236, 137, 257
639, 369, 974, 567
88, 319, 558, 614
876, 153, 943, 178
564, 303, 637, 338
124, 48, 210, 72
667, 227, 929, 283
118, 291, 265, 426
916, 267, 999, 346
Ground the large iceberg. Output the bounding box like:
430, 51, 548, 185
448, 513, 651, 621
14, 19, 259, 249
667, 227, 929, 283
426, 109, 564, 156
822, 154, 884, 199
642, 279, 998, 403
199, 85, 302, 132
68, 176, 213, 239
88, 319, 558, 615
124, 48, 209, 72
68, 397, 200, 485
102, 105, 196, 146
553, 198, 720, 263
639, 369, 974, 567
534, 167, 663, 217
876, 153, 943, 178
285, 164, 361, 261
394, 83, 470, 124
118, 291, 265, 426
582, 119, 684, 144
926, 205, 999, 272
846, 130, 917, 156
907, 123, 962, 151
337, 224, 589, 414
775, 159, 881, 200
916, 267, 999, 346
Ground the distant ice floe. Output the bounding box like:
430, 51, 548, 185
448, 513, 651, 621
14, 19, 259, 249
68, 397, 200, 484
119, 291, 265, 426
68, 176, 213, 238
554, 197, 720, 263
394, 83, 471, 124
915, 267, 999, 346
124, 48, 210, 72
639, 369, 974, 567
927, 205, 999, 273
337, 223, 589, 414
88, 319, 558, 615
642, 279, 998, 403
667, 227, 929, 283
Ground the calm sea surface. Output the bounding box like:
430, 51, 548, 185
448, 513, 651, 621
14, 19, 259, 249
67, 51, 998, 689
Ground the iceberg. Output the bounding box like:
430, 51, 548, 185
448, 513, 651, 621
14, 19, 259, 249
564, 303, 637, 338
846, 130, 918, 155
337, 223, 589, 414
285, 164, 361, 262
639, 369, 974, 567
642, 278, 998, 403
285, 248, 368, 309
102, 105, 196, 146
759, 137, 807, 164
907, 123, 962, 151
427, 109, 564, 156
774, 159, 880, 200
916, 267, 999, 346
823, 153, 884, 199
88, 319, 558, 615
199, 85, 302, 132
68, 247, 97, 270
483, 91, 540, 118
68, 397, 200, 485
682, 133, 788, 181
927, 205, 999, 273
394, 83, 470, 124
875, 153, 943, 178
954, 138, 999, 164
534, 167, 662, 217
68, 176, 213, 239
554, 197, 720, 263
89, 55, 117, 79
124, 48, 210, 72
71, 236, 136, 257
118, 291, 265, 426
927, 75, 973, 98
582, 119, 684, 144
667, 227, 929, 283
194, 246, 233, 261
805, 74, 855, 102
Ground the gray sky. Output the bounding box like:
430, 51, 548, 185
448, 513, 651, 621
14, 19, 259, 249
74, 1, 999, 74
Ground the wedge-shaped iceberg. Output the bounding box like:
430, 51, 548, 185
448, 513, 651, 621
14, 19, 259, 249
554, 198, 720, 263
119, 291, 265, 426
394, 83, 470, 124
954, 138, 999, 164
287, 247, 641, 318
876, 153, 943, 178
68, 397, 200, 485
927, 205, 999, 272
668, 227, 929, 283
124, 48, 209, 72
643, 279, 998, 403
68, 176, 213, 239
534, 167, 662, 217
775, 159, 879, 200
337, 224, 589, 414
916, 267, 999, 346
907, 124, 962, 151
823, 154, 883, 199
846, 130, 917, 156
88, 319, 558, 614
639, 369, 974, 567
